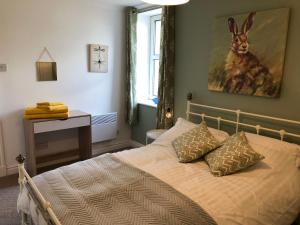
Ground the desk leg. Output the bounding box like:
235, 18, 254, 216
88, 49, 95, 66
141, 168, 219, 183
23, 120, 37, 176
78, 126, 92, 160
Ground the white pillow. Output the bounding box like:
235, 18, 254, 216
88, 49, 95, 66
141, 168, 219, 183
245, 132, 300, 169
152, 117, 229, 147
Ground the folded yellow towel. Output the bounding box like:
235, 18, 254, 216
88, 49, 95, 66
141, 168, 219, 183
24, 113, 68, 120
37, 105, 68, 111
25, 105, 68, 115
24, 112, 69, 120
37, 102, 65, 107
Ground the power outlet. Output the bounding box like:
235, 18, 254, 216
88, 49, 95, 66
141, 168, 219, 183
0, 64, 7, 72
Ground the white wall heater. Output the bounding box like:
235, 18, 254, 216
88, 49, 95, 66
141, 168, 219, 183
91, 112, 118, 144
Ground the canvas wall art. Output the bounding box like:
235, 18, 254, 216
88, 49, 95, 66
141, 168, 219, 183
89, 44, 108, 73
208, 8, 290, 98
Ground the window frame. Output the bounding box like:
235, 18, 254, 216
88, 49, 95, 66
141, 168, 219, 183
148, 14, 162, 99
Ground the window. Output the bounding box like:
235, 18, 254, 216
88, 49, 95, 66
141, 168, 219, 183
136, 8, 162, 107
149, 15, 161, 98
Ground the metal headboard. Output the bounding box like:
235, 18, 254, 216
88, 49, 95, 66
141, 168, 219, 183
186, 93, 300, 142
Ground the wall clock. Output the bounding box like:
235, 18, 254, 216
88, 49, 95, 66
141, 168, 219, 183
89, 44, 108, 73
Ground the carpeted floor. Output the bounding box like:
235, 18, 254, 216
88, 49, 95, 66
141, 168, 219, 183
0, 174, 20, 225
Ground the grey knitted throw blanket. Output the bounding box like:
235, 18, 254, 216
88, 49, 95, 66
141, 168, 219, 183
32, 154, 217, 225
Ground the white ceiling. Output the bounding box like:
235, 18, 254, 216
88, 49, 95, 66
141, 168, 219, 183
104, 0, 144, 6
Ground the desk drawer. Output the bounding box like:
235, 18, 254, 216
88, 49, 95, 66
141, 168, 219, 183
34, 116, 90, 134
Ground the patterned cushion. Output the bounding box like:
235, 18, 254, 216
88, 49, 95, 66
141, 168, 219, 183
172, 122, 221, 163
205, 132, 265, 176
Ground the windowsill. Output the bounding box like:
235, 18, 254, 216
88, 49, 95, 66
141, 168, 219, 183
138, 99, 157, 108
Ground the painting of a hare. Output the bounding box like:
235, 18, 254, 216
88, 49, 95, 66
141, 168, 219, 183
208, 8, 290, 98
224, 12, 276, 95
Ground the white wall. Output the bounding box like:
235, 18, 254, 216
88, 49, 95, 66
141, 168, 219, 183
0, 0, 131, 175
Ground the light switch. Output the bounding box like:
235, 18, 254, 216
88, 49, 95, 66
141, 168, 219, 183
0, 64, 7, 72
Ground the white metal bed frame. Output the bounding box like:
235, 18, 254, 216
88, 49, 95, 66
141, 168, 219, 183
186, 93, 300, 142
16, 155, 61, 225
16, 94, 300, 225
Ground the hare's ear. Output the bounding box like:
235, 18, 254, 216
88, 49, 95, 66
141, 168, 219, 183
228, 17, 238, 34
242, 12, 256, 34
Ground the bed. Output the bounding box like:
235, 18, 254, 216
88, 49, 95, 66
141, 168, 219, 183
16, 96, 300, 225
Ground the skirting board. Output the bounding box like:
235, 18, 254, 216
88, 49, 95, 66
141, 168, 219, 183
131, 140, 144, 148
0, 165, 7, 177
3, 139, 145, 177
6, 165, 18, 176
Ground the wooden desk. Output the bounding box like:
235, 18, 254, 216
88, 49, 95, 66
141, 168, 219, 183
24, 110, 91, 176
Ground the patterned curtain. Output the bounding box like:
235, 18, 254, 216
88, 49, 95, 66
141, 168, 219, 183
126, 7, 138, 126
156, 6, 175, 129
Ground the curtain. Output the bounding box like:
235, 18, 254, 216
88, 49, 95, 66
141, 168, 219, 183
156, 6, 176, 129
126, 7, 138, 126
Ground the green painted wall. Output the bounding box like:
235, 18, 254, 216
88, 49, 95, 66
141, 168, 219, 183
132, 0, 300, 144
132, 104, 157, 144
175, 0, 300, 120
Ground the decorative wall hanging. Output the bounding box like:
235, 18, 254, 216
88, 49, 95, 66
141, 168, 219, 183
89, 44, 108, 73
36, 47, 57, 81
208, 8, 290, 98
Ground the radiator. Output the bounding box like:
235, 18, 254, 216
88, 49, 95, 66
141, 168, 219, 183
91, 112, 118, 143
